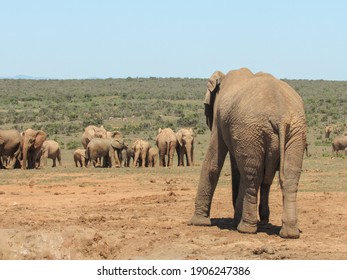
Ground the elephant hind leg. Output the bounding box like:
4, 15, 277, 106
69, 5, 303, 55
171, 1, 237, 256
235, 149, 265, 234
57, 151, 62, 166
259, 152, 279, 225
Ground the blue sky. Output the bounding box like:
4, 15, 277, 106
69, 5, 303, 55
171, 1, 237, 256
1, 0, 346, 80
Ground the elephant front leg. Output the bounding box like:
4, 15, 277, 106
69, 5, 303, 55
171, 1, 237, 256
189, 132, 227, 226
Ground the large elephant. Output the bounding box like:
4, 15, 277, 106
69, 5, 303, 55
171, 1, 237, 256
132, 139, 151, 167
0, 129, 22, 169
81, 125, 107, 149
38, 140, 62, 168
189, 68, 307, 239
156, 128, 177, 167
332, 135, 347, 155
176, 128, 195, 166
73, 148, 87, 167
86, 138, 126, 168
21, 128, 48, 169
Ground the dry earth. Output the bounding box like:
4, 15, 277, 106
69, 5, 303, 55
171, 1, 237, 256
0, 158, 346, 260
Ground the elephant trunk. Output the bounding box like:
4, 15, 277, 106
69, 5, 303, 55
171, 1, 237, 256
185, 144, 193, 166
22, 144, 29, 170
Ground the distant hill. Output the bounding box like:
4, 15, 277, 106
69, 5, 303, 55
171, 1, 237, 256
0, 75, 51, 80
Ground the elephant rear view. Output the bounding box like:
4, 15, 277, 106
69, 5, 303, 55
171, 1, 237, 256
132, 139, 151, 167
156, 128, 177, 167
39, 140, 62, 168
190, 68, 307, 239
332, 135, 347, 155
73, 149, 87, 167
0, 129, 22, 169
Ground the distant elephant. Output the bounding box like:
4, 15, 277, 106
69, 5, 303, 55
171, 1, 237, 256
325, 126, 333, 139
21, 128, 48, 169
332, 135, 347, 155
81, 125, 107, 149
189, 68, 307, 239
132, 139, 151, 167
156, 128, 177, 167
121, 147, 134, 167
38, 140, 62, 168
148, 147, 159, 167
176, 128, 195, 166
86, 138, 126, 168
0, 129, 22, 169
73, 148, 87, 167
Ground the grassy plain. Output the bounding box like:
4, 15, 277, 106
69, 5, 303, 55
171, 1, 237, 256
0, 77, 347, 259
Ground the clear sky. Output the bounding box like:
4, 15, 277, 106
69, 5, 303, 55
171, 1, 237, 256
1, 0, 346, 80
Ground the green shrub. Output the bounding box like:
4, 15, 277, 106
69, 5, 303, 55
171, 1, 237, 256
66, 140, 81, 150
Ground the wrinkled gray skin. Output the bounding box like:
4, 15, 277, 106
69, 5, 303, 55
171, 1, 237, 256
37, 140, 62, 168
0, 129, 22, 169
189, 68, 307, 239
86, 138, 126, 168
147, 147, 159, 167
132, 140, 151, 167
22, 129, 48, 169
81, 125, 107, 149
332, 135, 347, 155
121, 148, 134, 167
73, 149, 87, 167
176, 128, 195, 166
156, 128, 177, 167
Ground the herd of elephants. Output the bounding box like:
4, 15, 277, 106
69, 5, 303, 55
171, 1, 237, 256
0, 126, 195, 169
1, 67, 347, 239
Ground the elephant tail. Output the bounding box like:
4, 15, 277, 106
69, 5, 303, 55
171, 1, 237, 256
278, 123, 288, 186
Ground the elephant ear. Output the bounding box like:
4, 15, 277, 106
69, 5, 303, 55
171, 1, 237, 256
188, 128, 196, 137
132, 140, 139, 150
111, 139, 124, 150
176, 131, 183, 146
87, 127, 96, 140
204, 71, 225, 130
34, 130, 48, 149
110, 131, 123, 139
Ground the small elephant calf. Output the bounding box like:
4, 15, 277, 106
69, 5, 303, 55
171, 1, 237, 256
73, 149, 87, 167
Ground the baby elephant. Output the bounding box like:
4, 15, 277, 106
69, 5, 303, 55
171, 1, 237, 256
39, 140, 62, 168
147, 147, 159, 167
86, 138, 126, 168
73, 149, 87, 167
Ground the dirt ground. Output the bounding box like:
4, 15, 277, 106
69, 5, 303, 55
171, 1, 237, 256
0, 158, 346, 260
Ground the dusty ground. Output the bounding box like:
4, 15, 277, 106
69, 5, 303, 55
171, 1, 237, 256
0, 156, 346, 260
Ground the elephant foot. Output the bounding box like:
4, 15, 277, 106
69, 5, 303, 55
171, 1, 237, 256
279, 225, 300, 239
188, 214, 211, 226
258, 218, 269, 225
237, 220, 257, 234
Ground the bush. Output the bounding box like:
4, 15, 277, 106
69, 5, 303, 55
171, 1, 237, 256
66, 140, 81, 150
